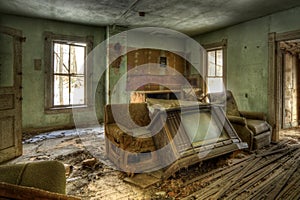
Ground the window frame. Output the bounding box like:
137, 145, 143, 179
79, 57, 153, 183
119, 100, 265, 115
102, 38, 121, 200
44, 32, 93, 113
203, 39, 227, 93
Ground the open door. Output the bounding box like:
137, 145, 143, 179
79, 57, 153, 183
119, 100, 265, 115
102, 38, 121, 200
280, 40, 300, 128
0, 26, 24, 163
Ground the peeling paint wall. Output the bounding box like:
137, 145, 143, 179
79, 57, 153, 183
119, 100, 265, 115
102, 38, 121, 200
0, 14, 106, 131
194, 6, 300, 115
106, 25, 130, 104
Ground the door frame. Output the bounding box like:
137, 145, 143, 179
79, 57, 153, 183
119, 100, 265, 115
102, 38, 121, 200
268, 29, 300, 142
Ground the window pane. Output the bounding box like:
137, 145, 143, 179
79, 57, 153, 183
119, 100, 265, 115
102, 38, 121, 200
54, 43, 69, 74
0, 33, 14, 87
54, 75, 70, 106
208, 51, 215, 76
207, 78, 224, 93
216, 50, 223, 76
70, 45, 85, 74
70, 76, 85, 105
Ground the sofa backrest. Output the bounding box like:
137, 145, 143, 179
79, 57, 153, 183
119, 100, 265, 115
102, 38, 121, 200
105, 103, 151, 128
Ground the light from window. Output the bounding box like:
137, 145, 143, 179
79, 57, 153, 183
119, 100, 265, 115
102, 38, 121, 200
207, 49, 223, 93
53, 42, 86, 106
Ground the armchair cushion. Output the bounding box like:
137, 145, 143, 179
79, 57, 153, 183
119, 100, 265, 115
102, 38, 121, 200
0, 182, 80, 200
246, 119, 270, 136
106, 123, 125, 145
0, 161, 66, 195
105, 103, 151, 129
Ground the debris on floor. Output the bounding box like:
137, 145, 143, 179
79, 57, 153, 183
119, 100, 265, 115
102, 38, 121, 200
7, 126, 300, 199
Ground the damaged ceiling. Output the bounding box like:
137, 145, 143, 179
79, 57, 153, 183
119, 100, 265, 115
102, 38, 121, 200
0, 0, 300, 36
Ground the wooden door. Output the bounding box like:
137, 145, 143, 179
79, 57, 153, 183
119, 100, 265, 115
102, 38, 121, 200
0, 26, 23, 163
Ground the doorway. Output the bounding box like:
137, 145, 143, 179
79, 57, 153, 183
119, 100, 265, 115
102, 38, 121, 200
268, 29, 300, 142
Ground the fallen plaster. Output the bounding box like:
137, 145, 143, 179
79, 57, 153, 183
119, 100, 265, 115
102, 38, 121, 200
6, 125, 300, 200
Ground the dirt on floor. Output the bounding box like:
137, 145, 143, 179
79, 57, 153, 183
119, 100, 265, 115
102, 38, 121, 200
8, 126, 300, 200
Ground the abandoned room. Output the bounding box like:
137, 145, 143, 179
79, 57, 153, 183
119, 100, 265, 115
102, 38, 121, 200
0, 0, 300, 199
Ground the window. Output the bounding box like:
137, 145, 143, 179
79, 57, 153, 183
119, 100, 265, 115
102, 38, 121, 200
207, 49, 223, 93
44, 32, 93, 112
53, 42, 86, 106
204, 40, 227, 93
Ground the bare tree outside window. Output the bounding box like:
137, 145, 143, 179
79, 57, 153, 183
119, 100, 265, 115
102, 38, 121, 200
207, 49, 224, 93
44, 32, 93, 113
53, 42, 86, 106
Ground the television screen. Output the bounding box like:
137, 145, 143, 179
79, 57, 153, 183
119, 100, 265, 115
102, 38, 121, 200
181, 109, 229, 147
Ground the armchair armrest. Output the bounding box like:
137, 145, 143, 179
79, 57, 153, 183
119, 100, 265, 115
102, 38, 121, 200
0, 182, 80, 200
239, 111, 266, 120
227, 115, 247, 125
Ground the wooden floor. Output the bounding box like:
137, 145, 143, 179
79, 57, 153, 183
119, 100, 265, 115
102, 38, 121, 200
9, 127, 300, 200
181, 141, 300, 200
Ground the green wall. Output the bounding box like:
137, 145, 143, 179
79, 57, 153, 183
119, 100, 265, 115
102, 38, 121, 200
2, 6, 299, 131
0, 14, 106, 131
194, 6, 300, 114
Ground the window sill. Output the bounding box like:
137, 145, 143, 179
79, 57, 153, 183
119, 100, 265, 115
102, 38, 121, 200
45, 105, 93, 114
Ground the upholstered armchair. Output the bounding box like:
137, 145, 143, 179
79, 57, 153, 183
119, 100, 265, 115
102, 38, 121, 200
104, 103, 158, 173
0, 161, 79, 199
208, 90, 271, 150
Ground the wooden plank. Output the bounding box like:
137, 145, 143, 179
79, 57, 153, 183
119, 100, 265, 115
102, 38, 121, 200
246, 147, 296, 175
124, 173, 160, 189
183, 155, 255, 186
179, 143, 300, 199
212, 156, 261, 199
266, 159, 300, 200
256, 145, 298, 157
182, 161, 246, 199
226, 148, 300, 199
275, 153, 300, 199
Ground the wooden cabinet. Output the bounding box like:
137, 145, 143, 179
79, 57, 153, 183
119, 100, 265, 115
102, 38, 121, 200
126, 48, 186, 91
